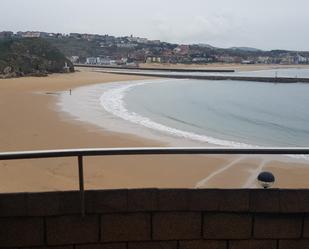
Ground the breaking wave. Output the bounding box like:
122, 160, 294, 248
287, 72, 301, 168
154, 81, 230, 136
99, 79, 309, 161
101, 80, 257, 148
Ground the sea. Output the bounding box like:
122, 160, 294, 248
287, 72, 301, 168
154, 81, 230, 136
58, 68, 309, 152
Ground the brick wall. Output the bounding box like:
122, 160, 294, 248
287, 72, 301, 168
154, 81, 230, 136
0, 189, 309, 249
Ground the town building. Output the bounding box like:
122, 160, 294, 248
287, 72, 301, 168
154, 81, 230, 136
69, 56, 80, 63
146, 57, 162, 63
20, 31, 41, 38
85, 57, 99, 64
0, 31, 13, 38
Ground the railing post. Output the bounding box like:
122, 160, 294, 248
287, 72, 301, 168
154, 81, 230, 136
78, 155, 85, 216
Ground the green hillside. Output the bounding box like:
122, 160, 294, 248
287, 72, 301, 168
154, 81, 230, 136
0, 38, 74, 78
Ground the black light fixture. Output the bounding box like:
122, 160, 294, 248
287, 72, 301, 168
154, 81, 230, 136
257, 171, 275, 189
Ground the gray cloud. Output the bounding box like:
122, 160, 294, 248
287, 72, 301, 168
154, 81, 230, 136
1, 0, 309, 50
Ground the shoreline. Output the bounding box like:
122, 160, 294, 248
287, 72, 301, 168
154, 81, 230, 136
0, 68, 309, 192
58, 78, 212, 148
59, 76, 309, 164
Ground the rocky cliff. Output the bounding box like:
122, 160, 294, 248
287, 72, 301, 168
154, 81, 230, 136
0, 38, 74, 78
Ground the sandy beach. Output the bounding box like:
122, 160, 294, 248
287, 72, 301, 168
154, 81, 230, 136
0, 67, 309, 193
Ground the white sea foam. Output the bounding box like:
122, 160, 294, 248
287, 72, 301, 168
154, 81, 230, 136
100, 80, 257, 148
99, 79, 309, 162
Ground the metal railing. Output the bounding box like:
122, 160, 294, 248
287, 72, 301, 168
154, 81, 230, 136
1, 147, 309, 215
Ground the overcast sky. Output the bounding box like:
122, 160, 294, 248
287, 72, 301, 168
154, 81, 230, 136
1, 0, 309, 50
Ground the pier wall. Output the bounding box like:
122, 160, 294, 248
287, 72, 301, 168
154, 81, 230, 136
0, 189, 309, 249
75, 64, 235, 73
102, 70, 309, 83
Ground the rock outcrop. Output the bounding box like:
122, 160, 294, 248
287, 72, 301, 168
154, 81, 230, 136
0, 38, 74, 78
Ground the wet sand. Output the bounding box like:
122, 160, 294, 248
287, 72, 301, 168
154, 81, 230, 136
0, 68, 309, 192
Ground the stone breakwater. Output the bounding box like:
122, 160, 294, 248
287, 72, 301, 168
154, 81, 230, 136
100, 70, 309, 83
75, 64, 235, 73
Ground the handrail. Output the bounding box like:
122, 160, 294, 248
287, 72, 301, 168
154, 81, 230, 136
1, 147, 309, 160
1, 146, 308, 216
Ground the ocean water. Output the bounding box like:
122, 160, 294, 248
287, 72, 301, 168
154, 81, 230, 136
234, 68, 309, 78
60, 68, 309, 150
102, 79, 309, 148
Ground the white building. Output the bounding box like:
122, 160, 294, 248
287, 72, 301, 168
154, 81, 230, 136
296, 54, 307, 64
127, 36, 148, 44
192, 57, 211, 63
146, 57, 162, 63
21, 31, 41, 38
86, 57, 98, 64
116, 43, 137, 48
70, 56, 79, 63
